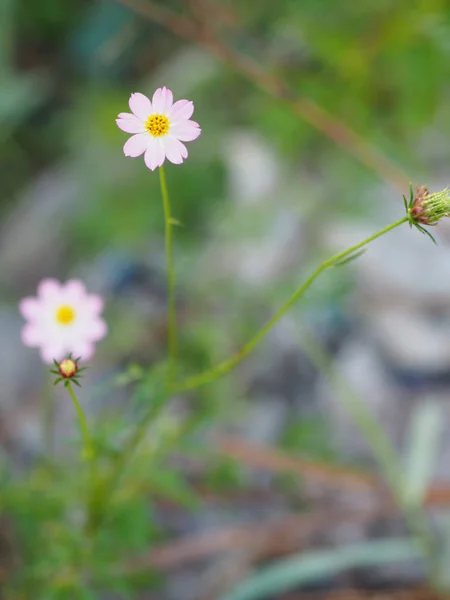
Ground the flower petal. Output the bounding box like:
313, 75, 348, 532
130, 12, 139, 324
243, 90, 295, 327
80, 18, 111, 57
152, 87, 174, 114
19, 297, 41, 320
168, 99, 194, 123
144, 138, 166, 171
129, 93, 152, 120
38, 279, 61, 301
21, 324, 41, 346
70, 340, 95, 361
116, 116, 146, 134
63, 280, 86, 302
86, 295, 104, 315
40, 341, 66, 364
171, 121, 201, 142
88, 318, 108, 341
123, 133, 150, 157
117, 112, 135, 119
163, 137, 188, 165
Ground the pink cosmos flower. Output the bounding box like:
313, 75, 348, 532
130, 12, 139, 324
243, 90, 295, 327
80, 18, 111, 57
19, 279, 107, 363
116, 87, 201, 170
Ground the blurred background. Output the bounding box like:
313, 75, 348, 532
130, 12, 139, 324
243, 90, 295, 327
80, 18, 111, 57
2, 0, 450, 598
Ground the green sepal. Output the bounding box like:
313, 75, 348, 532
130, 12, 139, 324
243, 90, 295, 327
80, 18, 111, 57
414, 223, 437, 245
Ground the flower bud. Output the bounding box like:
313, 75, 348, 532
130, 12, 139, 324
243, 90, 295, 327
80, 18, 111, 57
409, 185, 450, 225
58, 358, 78, 379
51, 355, 86, 386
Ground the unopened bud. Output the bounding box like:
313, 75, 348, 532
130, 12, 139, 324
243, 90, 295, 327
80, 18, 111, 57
409, 185, 450, 225
58, 358, 78, 379
51, 355, 86, 387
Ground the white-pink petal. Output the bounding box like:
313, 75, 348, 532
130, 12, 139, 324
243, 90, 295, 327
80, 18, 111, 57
86, 296, 104, 315
123, 133, 150, 157
116, 117, 146, 134
19, 297, 41, 320
63, 280, 86, 302
38, 279, 61, 301
168, 99, 194, 123
164, 137, 188, 164
118, 112, 136, 119
70, 340, 95, 361
129, 93, 152, 121
144, 138, 166, 170
171, 121, 201, 142
40, 342, 66, 364
21, 324, 41, 346
152, 87, 173, 114
88, 318, 108, 340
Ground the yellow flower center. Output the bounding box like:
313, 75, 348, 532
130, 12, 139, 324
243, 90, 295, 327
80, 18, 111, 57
145, 113, 169, 137
56, 305, 75, 325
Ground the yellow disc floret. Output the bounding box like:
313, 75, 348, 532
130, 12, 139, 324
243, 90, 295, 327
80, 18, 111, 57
145, 113, 169, 137
56, 305, 75, 324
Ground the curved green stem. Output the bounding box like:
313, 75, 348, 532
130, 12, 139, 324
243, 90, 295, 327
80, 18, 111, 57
159, 164, 178, 382
174, 215, 408, 392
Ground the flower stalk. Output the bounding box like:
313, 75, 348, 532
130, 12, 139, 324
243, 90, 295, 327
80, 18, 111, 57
173, 214, 409, 392
159, 164, 178, 382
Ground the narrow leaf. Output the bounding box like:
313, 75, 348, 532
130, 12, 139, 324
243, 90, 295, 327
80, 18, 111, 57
332, 249, 366, 267
218, 539, 422, 600
403, 401, 444, 507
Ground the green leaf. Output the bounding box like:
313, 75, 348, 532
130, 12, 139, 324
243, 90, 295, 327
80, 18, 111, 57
218, 539, 422, 600
403, 401, 444, 507
331, 248, 366, 267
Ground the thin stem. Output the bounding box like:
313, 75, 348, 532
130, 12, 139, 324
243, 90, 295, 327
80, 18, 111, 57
159, 164, 178, 382
174, 215, 409, 392
66, 382, 99, 537
66, 382, 94, 459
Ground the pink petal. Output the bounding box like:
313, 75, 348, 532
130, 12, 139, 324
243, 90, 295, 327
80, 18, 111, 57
86, 295, 104, 316
144, 138, 166, 171
19, 297, 41, 320
123, 133, 150, 157
88, 318, 108, 341
129, 93, 152, 120
152, 87, 174, 114
168, 99, 194, 122
38, 279, 61, 301
117, 112, 135, 119
21, 324, 41, 346
40, 342, 66, 364
163, 137, 188, 165
116, 116, 146, 134
63, 280, 86, 302
171, 121, 201, 142
70, 341, 95, 362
